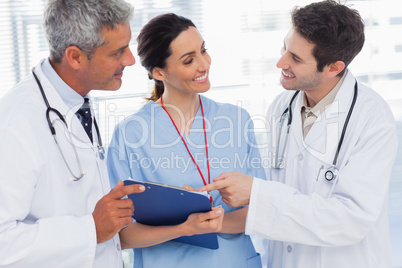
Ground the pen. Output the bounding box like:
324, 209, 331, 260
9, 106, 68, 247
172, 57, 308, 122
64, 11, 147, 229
208, 191, 214, 207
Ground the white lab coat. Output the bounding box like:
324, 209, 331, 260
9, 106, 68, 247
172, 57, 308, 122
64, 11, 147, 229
0, 60, 122, 267
245, 71, 398, 268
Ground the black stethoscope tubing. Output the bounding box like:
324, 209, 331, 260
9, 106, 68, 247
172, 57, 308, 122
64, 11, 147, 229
32, 69, 103, 147
332, 82, 358, 166
283, 81, 358, 181
283, 90, 300, 127
32, 69, 104, 181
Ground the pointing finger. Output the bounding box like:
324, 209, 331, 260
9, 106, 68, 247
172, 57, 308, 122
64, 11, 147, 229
212, 172, 231, 182
109, 181, 145, 200
199, 180, 229, 192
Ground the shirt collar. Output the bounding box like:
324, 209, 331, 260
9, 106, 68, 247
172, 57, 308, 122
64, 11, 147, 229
301, 70, 348, 117
41, 58, 85, 110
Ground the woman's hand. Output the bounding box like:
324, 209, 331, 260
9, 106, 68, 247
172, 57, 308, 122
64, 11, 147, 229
180, 207, 224, 236
182, 185, 197, 191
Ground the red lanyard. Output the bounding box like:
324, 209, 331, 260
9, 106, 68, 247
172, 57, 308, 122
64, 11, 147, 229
160, 94, 212, 203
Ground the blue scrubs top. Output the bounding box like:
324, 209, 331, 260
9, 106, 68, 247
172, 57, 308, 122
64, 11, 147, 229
107, 95, 266, 268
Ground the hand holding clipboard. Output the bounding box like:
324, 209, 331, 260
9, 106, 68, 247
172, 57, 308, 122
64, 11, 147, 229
124, 180, 223, 249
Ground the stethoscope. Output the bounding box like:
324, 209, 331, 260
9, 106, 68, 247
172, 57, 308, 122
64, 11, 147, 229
273, 81, 358, 182
32, 69, 105, 181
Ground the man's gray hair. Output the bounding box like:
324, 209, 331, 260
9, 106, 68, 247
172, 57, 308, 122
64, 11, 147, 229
43, 0, 134, 63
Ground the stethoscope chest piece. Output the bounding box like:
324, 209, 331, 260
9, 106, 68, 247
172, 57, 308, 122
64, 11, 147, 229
325, 166, 338, 181
98, 145, 105, 160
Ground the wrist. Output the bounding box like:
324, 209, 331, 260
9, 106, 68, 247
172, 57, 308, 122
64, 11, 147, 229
177, 221, 193, 237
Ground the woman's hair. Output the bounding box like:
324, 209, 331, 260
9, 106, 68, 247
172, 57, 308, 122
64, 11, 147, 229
43, 0, 134, 63
137, 13, 195, 102
291, 0, 365, 76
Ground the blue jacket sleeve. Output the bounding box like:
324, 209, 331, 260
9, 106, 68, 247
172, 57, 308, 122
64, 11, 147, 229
106, 125, 132, 188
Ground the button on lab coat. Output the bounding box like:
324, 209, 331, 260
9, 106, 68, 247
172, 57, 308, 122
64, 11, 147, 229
246, 71, 398, 268
0, 60, 122, 268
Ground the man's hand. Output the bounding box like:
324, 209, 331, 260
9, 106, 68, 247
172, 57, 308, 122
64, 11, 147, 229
199, 172, 254, 207
92, 180, 145, 244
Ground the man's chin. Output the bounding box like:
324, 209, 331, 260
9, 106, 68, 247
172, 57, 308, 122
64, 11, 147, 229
280, 80, 296, 91
93, 82, 122, 91
109, 79, 123, 91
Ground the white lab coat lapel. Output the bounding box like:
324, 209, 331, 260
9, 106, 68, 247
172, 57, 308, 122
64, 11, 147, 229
302, 103, 340, 166
296, 72, 357, 167
324, 72, 357, 168
287, 92, 305, 157
285, 93, 314, 191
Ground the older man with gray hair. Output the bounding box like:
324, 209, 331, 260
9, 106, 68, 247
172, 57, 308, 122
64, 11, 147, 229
0, 0, 144, 267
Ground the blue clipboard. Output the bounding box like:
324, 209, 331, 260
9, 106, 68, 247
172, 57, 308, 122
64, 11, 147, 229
124, 180, 219, 250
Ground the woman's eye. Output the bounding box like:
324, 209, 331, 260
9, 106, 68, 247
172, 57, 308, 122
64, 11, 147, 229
184, 58, 193, 65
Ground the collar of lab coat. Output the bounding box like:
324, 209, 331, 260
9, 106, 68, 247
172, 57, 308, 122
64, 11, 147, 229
41, 58, 85, 111
295, 70, 357, 164
33, 59, 95, 148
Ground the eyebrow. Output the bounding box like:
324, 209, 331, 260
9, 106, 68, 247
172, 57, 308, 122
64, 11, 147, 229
110, 44, 129, 55
290, 51, 303, 62
179, 41, 205, 60
283, 40, 303, 62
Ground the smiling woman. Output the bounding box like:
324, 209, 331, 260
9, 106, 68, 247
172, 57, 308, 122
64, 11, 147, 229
106, 13, 266, 268
152, 27, 212, 108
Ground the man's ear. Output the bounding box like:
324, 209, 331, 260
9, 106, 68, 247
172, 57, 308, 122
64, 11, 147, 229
152, 67, 165, 81
64, 46, 87, 70
327, 60, 346, 78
